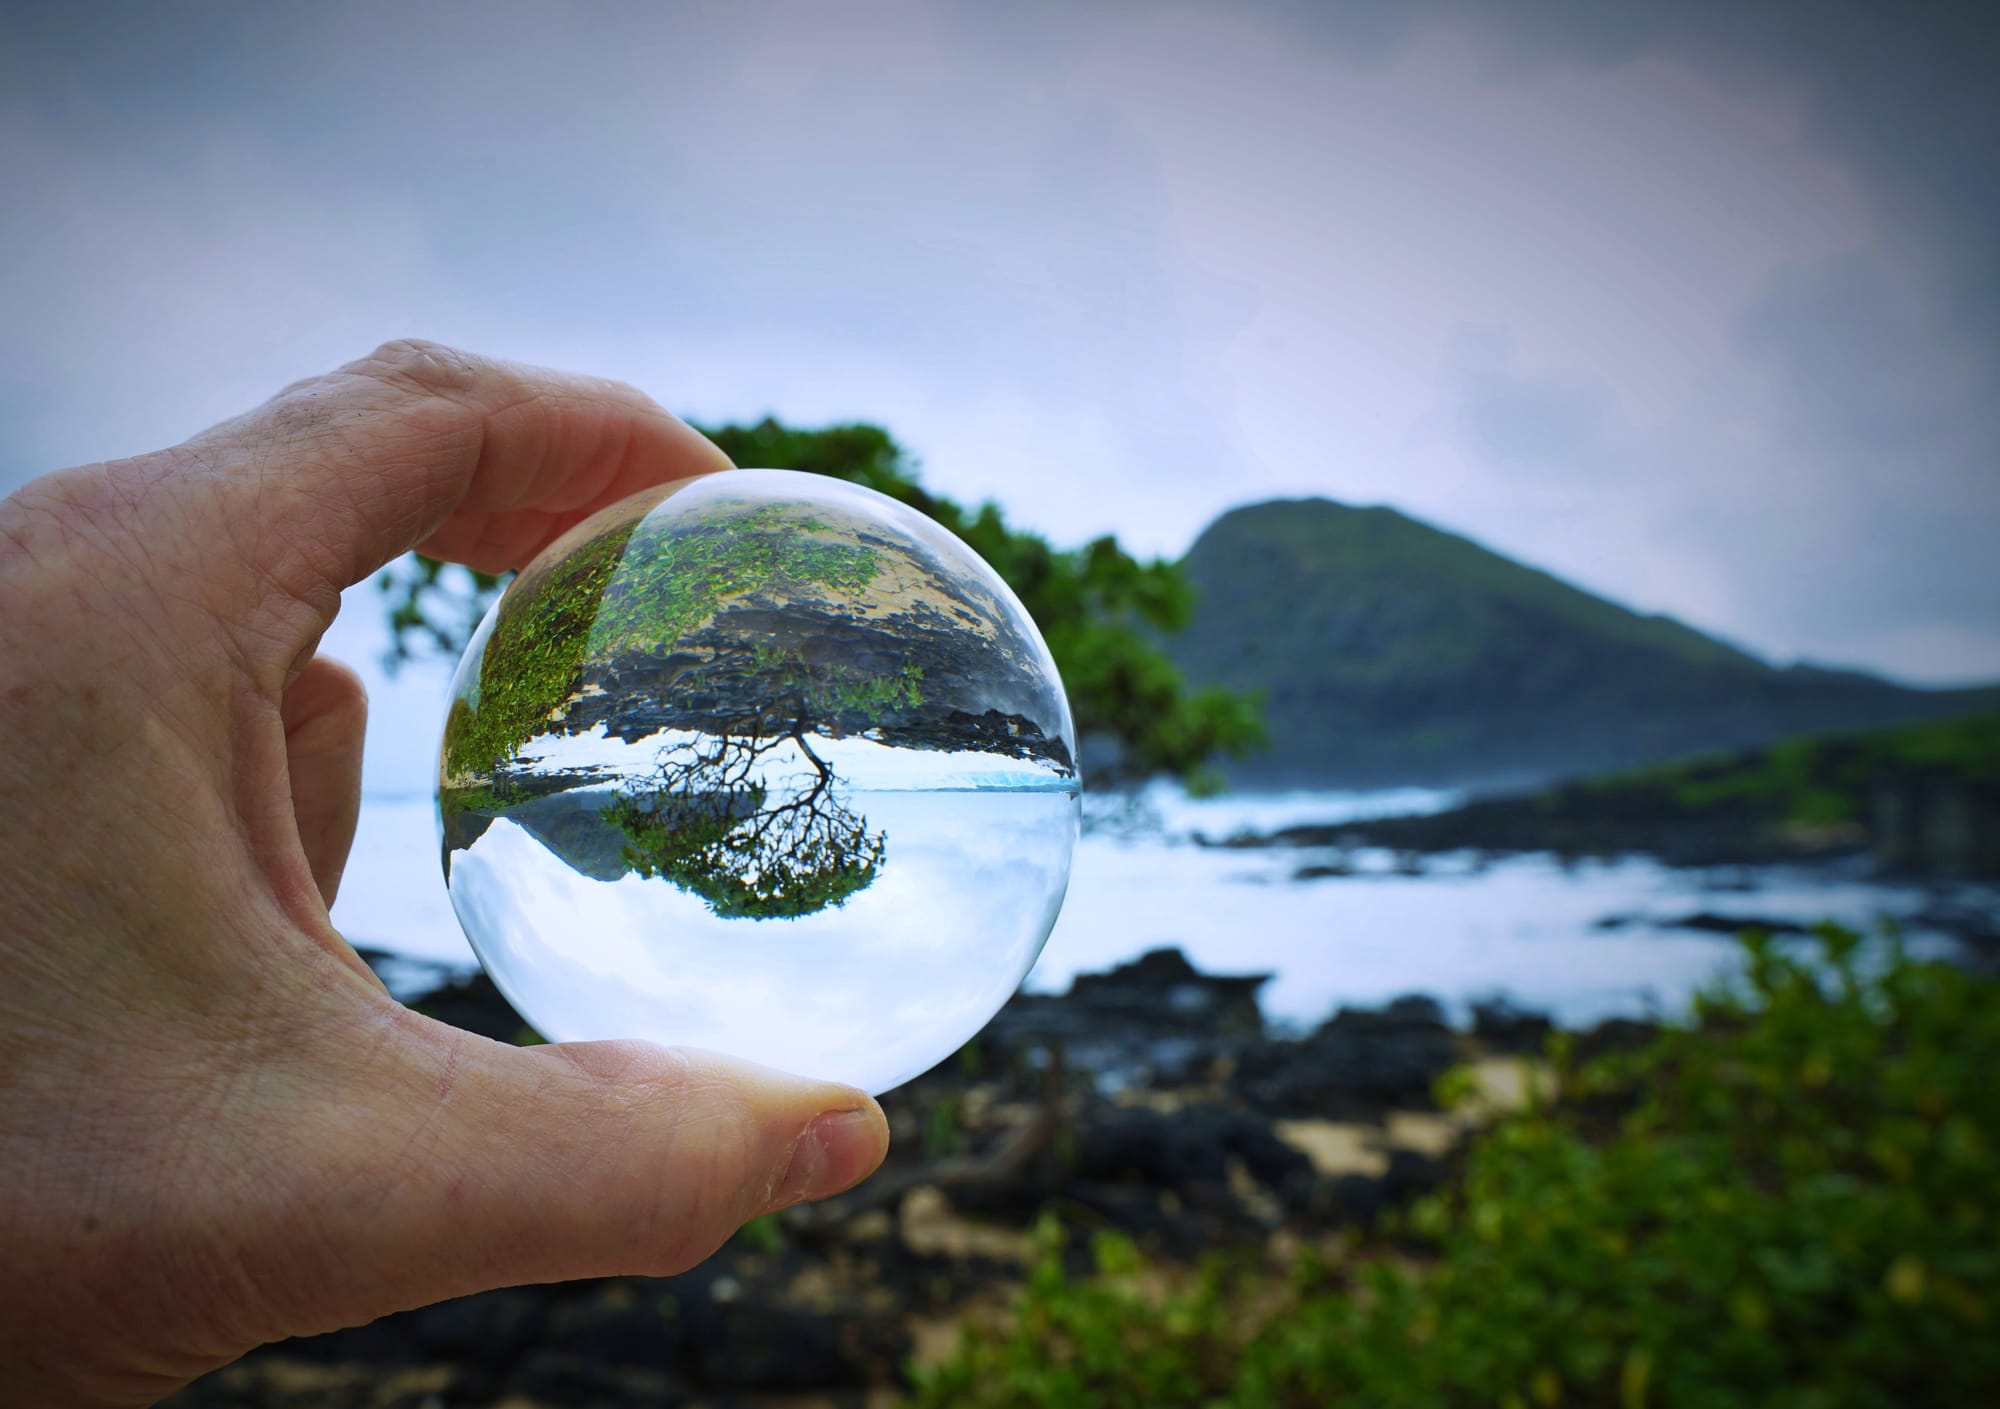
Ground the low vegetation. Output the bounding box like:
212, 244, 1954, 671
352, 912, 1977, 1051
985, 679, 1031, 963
1325, 709, 2000, 876
915, 927, 2000, 1408
1596, 710, 2000, 828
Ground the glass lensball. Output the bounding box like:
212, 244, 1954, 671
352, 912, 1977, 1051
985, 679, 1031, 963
436, 469, 1080, 1094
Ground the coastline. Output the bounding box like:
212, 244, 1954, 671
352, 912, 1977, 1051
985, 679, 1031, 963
168, 944, 1599, 1407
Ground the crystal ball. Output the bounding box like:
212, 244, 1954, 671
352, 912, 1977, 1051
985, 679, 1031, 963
437, 469, 1080, 1093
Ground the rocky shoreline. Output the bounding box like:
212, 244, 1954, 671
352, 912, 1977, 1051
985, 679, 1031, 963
1201, 731, 2000, 882
167, 947, 1640, 1409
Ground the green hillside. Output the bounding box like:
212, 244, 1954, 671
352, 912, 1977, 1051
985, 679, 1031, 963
1173, 498, 1995, 788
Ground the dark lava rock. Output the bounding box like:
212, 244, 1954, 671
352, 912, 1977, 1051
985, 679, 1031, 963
1469, 997, 1555, 1054
1910, 898, 2000, 968
1666, 911, 1812, 937
1364, 994, 1449, 1029
1328, 1172, 1389, 1224
1382, 1147, 1450, 1201
976, 946, 1274, 1092
1295, 860, 1355, 880
1058, 1180, 1190, 1240
271, 1286, 552, 1368
541, 1299, 687, 1370
1324, 1149, 1452, 1227
1237, 994, 1460, 1115
1068, 947, 1271, 1037
682, 1302, 908, 1393
1071, 1104, 1313, 1198
1572, 1016, 1663, 1063
401, 1286, 554, 1362
1321, 1150, 1451, 1227
510, 1348, 685, 1407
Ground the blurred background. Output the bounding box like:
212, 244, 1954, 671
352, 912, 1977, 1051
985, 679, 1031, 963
6, 3, 1998, 1405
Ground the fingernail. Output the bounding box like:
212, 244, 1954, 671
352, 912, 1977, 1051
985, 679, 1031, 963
770, 1106, 887, 1210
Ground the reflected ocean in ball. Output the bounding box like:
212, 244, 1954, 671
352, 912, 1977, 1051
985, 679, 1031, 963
436, 470, 1079, 1094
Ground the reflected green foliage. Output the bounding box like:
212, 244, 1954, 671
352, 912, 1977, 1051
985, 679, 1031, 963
745, 644, 925, 727
439, 499, 883, 778
391, 419, 1265, 782
821, 661, 925, 722
588, 502, 880, 659
916, 928, 2000, 1408
605, 730, 885, 919
596, 634, 894, 919
435, 779, 507, 819
442, 515, 639, 779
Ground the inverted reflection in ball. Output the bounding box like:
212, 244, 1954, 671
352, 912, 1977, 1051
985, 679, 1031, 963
437, 470, 1079, 1094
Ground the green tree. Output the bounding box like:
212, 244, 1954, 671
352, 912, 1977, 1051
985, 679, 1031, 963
385, 418, 1265, 784
439, 633, 898, 919
604, 634, 893, 919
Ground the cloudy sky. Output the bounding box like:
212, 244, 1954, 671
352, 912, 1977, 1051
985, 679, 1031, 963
5, 0, 1997, 698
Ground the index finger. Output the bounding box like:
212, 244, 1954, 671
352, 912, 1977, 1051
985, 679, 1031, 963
185, 338, 733, 671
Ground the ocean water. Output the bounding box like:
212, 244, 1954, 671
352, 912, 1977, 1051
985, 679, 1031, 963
338, 784, 1988, 1046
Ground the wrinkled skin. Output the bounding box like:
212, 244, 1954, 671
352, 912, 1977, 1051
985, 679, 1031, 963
0, 341, 889, 1407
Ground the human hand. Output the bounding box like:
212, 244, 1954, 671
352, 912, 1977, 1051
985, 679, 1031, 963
0, 340, 890, 1407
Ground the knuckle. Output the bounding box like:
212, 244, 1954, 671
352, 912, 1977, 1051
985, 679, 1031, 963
248, 381, 350, 452
254, 347, 478, 469
354, 338, 489, 396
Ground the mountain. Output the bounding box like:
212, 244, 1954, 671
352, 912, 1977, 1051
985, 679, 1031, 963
1171, 499, 1997, 790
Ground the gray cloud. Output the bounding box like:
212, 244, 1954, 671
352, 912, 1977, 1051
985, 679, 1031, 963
0, 0, 1995, 685
1431, 326, 1624, 479
1709, 247, 2000, 658
1258, 0, 2000, 679
0, 1, 1242, 532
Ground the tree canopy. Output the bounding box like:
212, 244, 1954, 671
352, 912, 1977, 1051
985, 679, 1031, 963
607, 727, 886, 920
384, 418, 1265, 785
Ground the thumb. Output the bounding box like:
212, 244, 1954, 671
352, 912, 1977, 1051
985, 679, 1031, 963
267, 1015, 888, 1338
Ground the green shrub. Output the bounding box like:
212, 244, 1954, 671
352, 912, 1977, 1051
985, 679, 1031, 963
1606, 712, 1999, 831
914, 928, 1999, 1407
